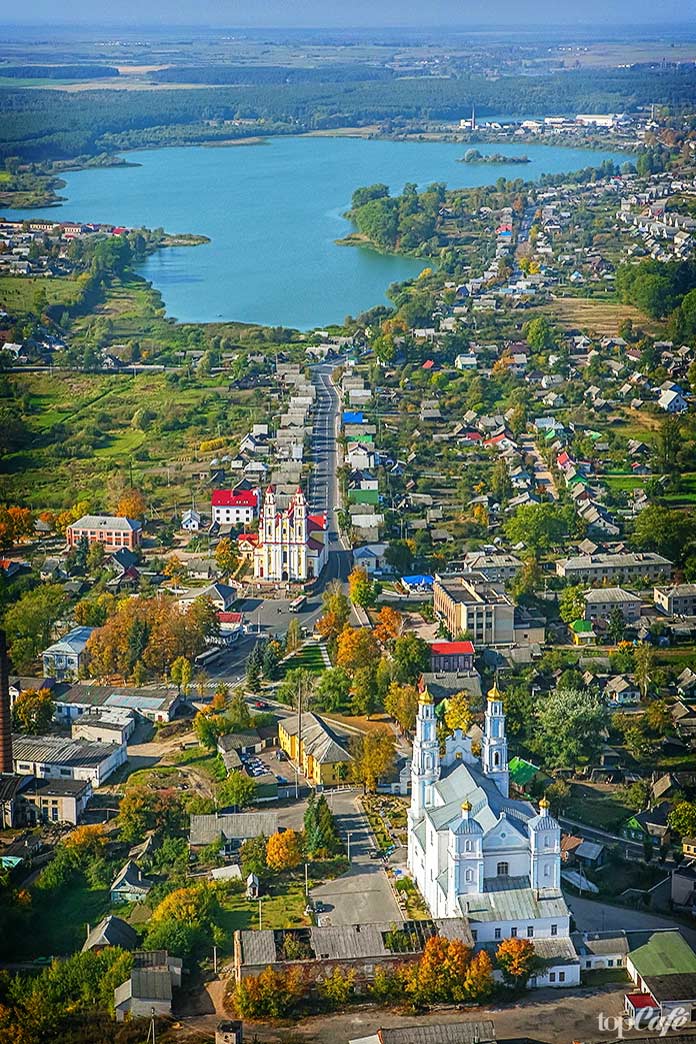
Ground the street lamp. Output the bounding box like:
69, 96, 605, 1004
346, 830, 353, 862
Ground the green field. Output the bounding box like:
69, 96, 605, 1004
0, 368, 263, 510
565, 783, 632, 833
217, 881, 309, 953
0, 274, 84, 313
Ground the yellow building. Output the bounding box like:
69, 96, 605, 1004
278, 712, 352, 787
682, 837, 696, 860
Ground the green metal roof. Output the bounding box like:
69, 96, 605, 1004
509, 756, 541, 787
629, 931, 696, 978
571, 619, 594, 633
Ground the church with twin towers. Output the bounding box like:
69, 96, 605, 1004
407, 682, 580, 986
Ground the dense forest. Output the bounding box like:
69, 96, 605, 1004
149, 64, 396, 84
1, 64, 695, 162
0, 64, 118, 79
617, 258, 696, 339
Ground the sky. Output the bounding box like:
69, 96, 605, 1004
3, 0, 694, 27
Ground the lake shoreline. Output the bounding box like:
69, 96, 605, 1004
6, 136, 629, 329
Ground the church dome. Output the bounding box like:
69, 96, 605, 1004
451, 800, 483, 835
418, 689, 434, 705
529, 796, 558, 831
487, 680, 503, 701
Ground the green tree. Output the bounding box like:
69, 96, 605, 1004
392, 632, 430, 684
11, 687, 54, 734
4, 584, 68, 672
316, 666, 351, 712
170, 655, 193, 695
633, 505, 696, 567
668, 801, 696, 838
503, 503, 569, 554
348, 565, 377, 609
524, 315, 554, 351
218, 770, 257, 810
558, 585, 586, 624
384, 539, 413, 575
634, 641, 655, 700
535, 688, 608, 768
607, 605, 626, 644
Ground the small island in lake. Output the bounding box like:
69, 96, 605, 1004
459, 149, 531, 164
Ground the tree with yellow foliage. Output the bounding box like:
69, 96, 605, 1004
444, 691, 473, 735
374, 605, 403, 645
266, 829, 303, 872
336, 626, 380, 675
496, 936, 538, 988
116, 489, 146, 521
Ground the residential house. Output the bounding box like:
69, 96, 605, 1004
583, 588, 642, 625
189, 811, 279, 854
556, 553, 673, 584
42, 625, 95, 679
654, 584, 696, 617
211, 489, 259, 526
110, 860, 154, 904
114, 951, 183, 1022
657, 389, 688, 413
83, 916, 139, 953
352, 543, 389, 575
181, 509, 201, 531
604, 675, 640, 706
621, 802, 672, 849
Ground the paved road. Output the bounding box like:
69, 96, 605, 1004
310, 790, 403, 926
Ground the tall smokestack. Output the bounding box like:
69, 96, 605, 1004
0, 629, 13, 774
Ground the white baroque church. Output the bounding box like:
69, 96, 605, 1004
253, 485, 328, 583
407, 683, 580, 987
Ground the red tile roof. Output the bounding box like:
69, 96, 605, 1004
211, 490, 258, 508
430, 641, 475, 655
218, 612, 243, 624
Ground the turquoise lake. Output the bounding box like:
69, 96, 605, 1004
13, 137, 627, 329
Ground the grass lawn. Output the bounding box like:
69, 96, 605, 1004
394, 877, 430, 920
217, 881, 309, 953
564, 782, 632, 833
0, 274, 84, 313
603, 473, 650, 492
26, 881, 113, 958
281, 643, 327, 675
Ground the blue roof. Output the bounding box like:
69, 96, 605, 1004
402, 575, 434, 587
343, 411, 364, 424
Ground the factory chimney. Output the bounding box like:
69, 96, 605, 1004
0, 629, 13, 774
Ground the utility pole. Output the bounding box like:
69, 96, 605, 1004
258, 898, 262, 930
146, 1009, 156, 1044
304, 862, 309, 897
213, 945, 218, 974
347, 830, 352, 862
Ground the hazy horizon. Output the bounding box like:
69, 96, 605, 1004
2, 0, 694, 28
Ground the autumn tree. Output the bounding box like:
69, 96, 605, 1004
11, 687, 53, 735
350, 728, 396, 792
193, 708, 231, 750
384, 681, 419, 734
118, 786, 185, 844
316, 580, 351, 644
348, 565, 377, 609
266, 828, 303, 872
232, 964, 307, 1018
170, 655, 193, 695
336, 626, 380, 675
215, 537, 239, 578
116, 488, 146, 520
374, 605, 403, 645
444, 690, 474, 734
463, 949, 495, 1002
62, 824, 107, 859
496, 937, 538, 988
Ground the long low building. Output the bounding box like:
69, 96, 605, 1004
55, 683, 183, 724
12, 734, 126, 786
556, 552, 673, 584
189, 811, 278, 852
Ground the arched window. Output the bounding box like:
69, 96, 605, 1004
497, 861, 509, 876
465, 840, 472, 852
465, 869, 474, 882
494, 751, 500, 767
544, 863, 551, 878
544, 835, 551, 848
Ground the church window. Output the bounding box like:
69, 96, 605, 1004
471, 930, 477, 942
465, 840, 472, 852
559, 972, 565, 983
544, 836, 551, 848
544, 863, 550, 878
496, 861, 509, 876
465, 869, 473, 883
551, 924, 558, 936
494, 752, 500, 767
494, 928, 501, 940
527, 926, 534, 938
549, 972, 556, 983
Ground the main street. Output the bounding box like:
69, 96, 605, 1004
204, 361, 354, 683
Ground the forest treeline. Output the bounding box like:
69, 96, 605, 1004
0, 64, 118, 79
149, 64, 396, 84
1, 64, 696, 162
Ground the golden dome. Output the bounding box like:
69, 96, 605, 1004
487, 681, 503, 701
539, 797, 550, 810
461, 800, 472, 812
419, 689, 433, 705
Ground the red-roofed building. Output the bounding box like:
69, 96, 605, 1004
211, 489, 259, 525
216, 610, 244, 645
430, 641, 475, 672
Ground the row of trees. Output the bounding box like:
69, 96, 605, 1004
232, 933, 537, 1018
